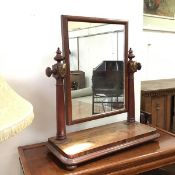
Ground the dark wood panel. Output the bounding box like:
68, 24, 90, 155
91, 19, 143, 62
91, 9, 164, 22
152, 96, 165, 129
141, 79, 175, 132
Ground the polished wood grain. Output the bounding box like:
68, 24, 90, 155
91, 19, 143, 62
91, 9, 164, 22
18, 129, 175, 175
49, 121, 159, 158
47, 121, 159, 169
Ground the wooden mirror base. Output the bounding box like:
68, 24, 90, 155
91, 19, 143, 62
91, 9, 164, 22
47, 121, 160, 170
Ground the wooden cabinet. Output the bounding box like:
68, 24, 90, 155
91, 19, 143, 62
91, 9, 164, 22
141, 79, 175, 131
70, 70, 85, 90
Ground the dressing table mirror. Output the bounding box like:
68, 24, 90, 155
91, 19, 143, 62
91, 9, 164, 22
62, 16, 128, 125
61, 15, 128, 125
45, 15, 160, 170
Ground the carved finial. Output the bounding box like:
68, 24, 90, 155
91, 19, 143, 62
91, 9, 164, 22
45, 47, 66, 79
128, 48, 141, 73
54, 48, 64, 62
128, 48, 135, 61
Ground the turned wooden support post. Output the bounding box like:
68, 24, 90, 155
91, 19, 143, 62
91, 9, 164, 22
127, 48, 141, 123
46, 48, 66, 140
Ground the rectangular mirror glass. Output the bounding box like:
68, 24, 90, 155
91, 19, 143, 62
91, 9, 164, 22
61, 15, 128, 125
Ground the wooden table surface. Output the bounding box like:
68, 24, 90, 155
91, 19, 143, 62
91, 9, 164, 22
141, 78, 175, 92
18, 129, 175, 175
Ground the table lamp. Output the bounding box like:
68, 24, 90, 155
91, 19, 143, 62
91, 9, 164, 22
0, 76, 34, 142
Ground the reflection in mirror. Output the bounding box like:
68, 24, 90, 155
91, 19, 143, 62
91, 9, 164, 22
68, 21, 125, 121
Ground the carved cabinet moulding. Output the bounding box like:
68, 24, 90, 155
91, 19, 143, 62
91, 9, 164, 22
141, 89, 175, 97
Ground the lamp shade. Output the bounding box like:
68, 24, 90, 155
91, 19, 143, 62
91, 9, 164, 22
0, 76, 34, 142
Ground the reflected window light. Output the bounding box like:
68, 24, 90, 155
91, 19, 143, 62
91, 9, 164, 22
63, 142, 94, 155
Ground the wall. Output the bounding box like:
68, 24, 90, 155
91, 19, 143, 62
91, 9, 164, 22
142, 30, 175, 81
0, 0, 143, 174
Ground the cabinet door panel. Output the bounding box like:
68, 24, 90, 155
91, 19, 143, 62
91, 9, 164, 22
152, 97, 166, 129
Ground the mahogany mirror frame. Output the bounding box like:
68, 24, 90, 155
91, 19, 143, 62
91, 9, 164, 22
61, 15, 129, 125
45, 16, 160, 170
